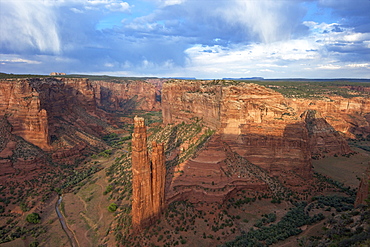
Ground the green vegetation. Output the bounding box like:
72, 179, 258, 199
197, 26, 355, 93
103, 133, 132, 148
314, 172, 357, 197
108, 203, 118, 212
98, 149, 112, 158
250, 80, 370, 99
299, 207, 370, 247
223, 202, 325, 246
166, 78, 370, 98
26, 213, 41, 224
310, 195, 354, 212
29, 241, 39, 247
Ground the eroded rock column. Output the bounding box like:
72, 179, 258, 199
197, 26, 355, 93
132, 116, 165, 230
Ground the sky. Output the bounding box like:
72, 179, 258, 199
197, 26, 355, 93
0, 0, 370, 79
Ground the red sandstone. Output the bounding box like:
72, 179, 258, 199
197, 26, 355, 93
132, 116, 165, 230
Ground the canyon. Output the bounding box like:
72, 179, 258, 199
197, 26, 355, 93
0, 77, 160, 175
0, 76, 369, 246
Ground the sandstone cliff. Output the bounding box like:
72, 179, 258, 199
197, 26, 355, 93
162, 80, 367, 199
286, 96, 370, 139
0, 77, 113, 171
132, 116, 165, 230
92, 80, 160, 113
0, 79, 50, 150
302, 109, 351, 158
0, 117, 46, 176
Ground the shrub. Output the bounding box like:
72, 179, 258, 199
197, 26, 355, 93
26, 213, 41, 224
29, 241, 39, 247
108, 203, 118, 212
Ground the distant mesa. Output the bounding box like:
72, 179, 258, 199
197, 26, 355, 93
50, 72, 66, 76
222, 77, 264, 80
162, 77, 197, 80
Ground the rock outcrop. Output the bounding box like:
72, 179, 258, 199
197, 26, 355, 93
302, 109, 351, 158
132, 116, 165, 230
50, 72, 66, 76
355, 165, 370, 207
0, 117, 46, 176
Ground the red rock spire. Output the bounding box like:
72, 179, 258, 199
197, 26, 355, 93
132, 116, 165, 230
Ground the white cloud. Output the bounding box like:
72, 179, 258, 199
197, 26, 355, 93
317, 64, 342, 70
0, 0, 61, 54
155, 0, 187, 7
342, 33, 370, 42
70, 7, 84, 13
346, 63, 370, 68
0, 55, 42, 65
106, 2, 130, 12
216, 0, 305, 43
183, 18, 370, 78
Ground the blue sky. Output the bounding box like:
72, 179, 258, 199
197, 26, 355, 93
0, 0, 369, 79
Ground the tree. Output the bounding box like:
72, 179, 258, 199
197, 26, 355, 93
29, 241, 39, 247
108, 203, 117, 212
26, 213, 41, 224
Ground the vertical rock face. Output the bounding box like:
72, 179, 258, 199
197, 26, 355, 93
0, 79, 50, 150
132, 117, 165, 230
302, 110, 351, 158
162, 81, 316, 181
355, 166, 370, 207
92, 80, 161, 113
162, 80, 222, 129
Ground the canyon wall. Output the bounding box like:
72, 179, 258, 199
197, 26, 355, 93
162, 80, 221, 129
0, 79, 50, 150
163, 80, 369, 201
0, 77, 108, 174
132, 117, 165, 230
93, 80, 160, 113
0, 78, 161, 169
286, 96, 370, 139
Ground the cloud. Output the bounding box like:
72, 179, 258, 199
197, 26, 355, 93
318, 0, 370, 33
216, 0, 308, 43
155, 0, 186, 7
106, 2, 130, 12
0, 0, 61, 54
0, 0, 369, 79
84, 0, 131, 12
0, 55, 42, 65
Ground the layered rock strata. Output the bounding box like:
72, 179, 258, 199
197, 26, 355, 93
0, 117, 46, 176
0, 79, 50, 150
92, 80, 160, 113
302, 109, 351, 157
163, 80, 366, 201
286, 97, 370, 139
0, 77, 112, 173
132, 116, 165, 230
